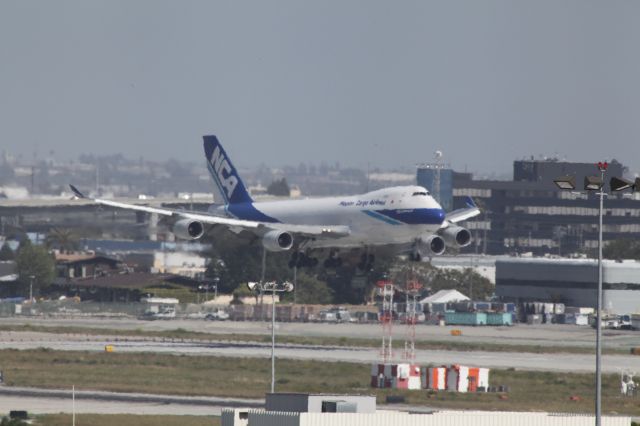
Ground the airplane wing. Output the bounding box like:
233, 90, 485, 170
69, 185, 350, 239
444, 196, 481, 225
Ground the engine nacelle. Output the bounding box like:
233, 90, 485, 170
262, 230, 294, 252
440, 225, 472, 248
416, 235, 446, 257
172, 219, 205, 240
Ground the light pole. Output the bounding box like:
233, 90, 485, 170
595, 166, 605, 426
247, 280, 294, 393
29, 275, 35, 304
553, 162, 636, 426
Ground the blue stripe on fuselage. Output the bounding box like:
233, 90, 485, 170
226, 203, 280, 223
363, 210, 403, 225
375, 208, 445, 225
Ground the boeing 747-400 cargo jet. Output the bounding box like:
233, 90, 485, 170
70, 135, 480, 269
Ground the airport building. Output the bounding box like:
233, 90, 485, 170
448, 158, 640, 255
496, 258, 640, 314
416, 164, 453, 211
222, 393, 631, 426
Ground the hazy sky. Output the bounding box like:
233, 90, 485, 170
1, 1, 639, 175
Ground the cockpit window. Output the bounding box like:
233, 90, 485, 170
412, 191, 428, 196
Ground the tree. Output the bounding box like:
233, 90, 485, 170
0, 243, 14, 261
1, 416, 29, 426
15, 240, 55, 298
266, 178, 290, 197
284, 272, 334, 304
429, 267, 493, 300
45, 228, 79, 252
204, 229, 292, 294
604, 238, 640, 260
231, 284, 256, 304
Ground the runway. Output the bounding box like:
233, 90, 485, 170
2, 330, 640, 373
0, 386, 262, 416
3, 316, 639, 348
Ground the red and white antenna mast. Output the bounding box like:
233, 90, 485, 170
403, 279, 422, 360
378, 280, 395, 363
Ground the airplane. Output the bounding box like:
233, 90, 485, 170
70, 135, 480, 269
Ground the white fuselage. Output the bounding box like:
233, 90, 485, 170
212, 186, 446, 249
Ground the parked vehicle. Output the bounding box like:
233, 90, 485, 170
353, 311, 379, 323
318, 310, 338, 322
631, 314, 640, 330
618, 315, 632, 330
590, 315, 621, 329
205, 309, 229, 321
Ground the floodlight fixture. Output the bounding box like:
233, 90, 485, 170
610, 176, 635, 192
553, 175, 576, 190
584, 175, 604, 191
263, 281, 277, 291
282, 282, 295, 293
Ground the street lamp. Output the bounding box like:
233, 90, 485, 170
553, 161, 632, 426
247, 280, 294, 393
553, 175, 576, 190
609, 176, 639, 192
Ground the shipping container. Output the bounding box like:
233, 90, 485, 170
486, 312, 512, 326
422, 367, 447, 390
371, 363, 421, 390
444, 312, 487, 326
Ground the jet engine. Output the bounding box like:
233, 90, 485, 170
172, 219, 205, 240
262, 230, 294, 252
440, 225, 472, 248
415, 235, 446, 257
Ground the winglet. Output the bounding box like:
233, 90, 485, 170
69, 184, 86, 199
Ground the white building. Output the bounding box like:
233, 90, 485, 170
222, 393, 630, 426
496, 258, 640, 314
152, 251, 208, 278
429, 254, 503, 283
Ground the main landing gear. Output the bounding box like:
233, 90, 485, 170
409, 251, 422, 262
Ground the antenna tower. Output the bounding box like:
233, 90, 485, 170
403, 277, 422, 360
378, 280, 395, 363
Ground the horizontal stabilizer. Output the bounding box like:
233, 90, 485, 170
445, 197, 481, 224
69, 184, 86, 199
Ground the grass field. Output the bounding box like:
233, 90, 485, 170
0, 323, 629, 355
30, 414, 219, 426
0, 348, 638, 415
